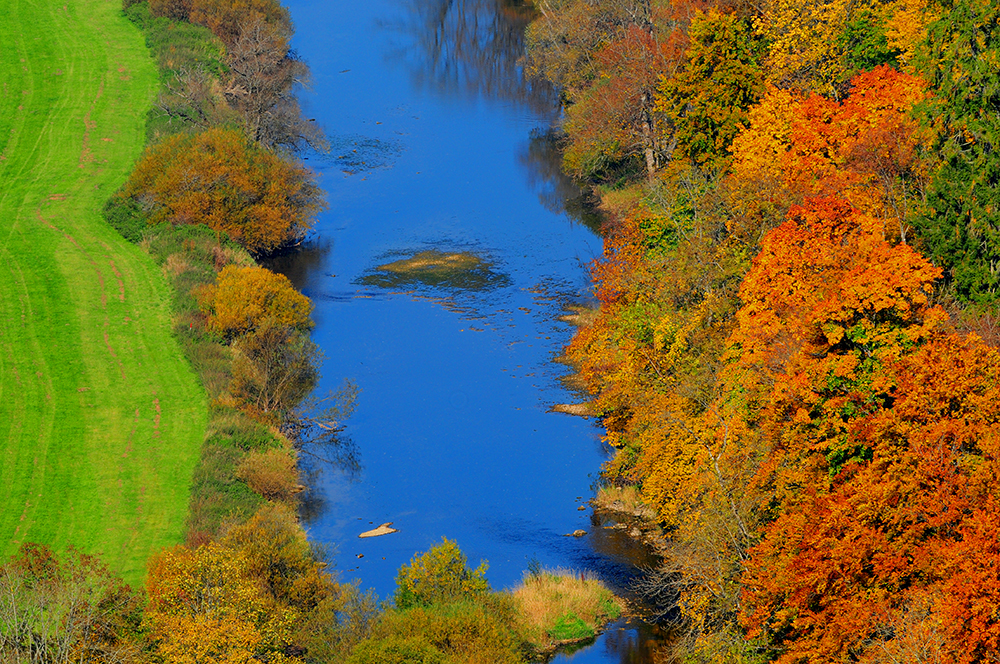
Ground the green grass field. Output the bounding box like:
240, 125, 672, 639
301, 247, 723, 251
0, 0, 207, 585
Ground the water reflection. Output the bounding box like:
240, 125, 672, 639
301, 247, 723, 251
385, 0, 558, 115
600, 619, 674, 664
260, 237, 333, 292
356, 248, 511, 291
519, 128, 606, 235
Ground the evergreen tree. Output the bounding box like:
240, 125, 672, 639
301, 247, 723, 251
916, 0, 1000, 303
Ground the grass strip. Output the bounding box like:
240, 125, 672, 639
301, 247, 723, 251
0, 0, 207, 586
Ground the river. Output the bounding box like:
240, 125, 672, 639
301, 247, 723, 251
273, 0, 666, 660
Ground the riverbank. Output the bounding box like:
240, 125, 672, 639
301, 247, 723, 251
0, 0, 206, 585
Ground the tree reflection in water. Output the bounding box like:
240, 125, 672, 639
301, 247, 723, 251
386, 0, 558, 116
519, 128, 606, 235
601, 619, 674, 664
260, 237, 333, 293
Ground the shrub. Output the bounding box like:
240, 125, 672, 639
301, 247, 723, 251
199, 264, 313, 338
113, 127, 324, 255
189, 0, 291, 45
229, 323, 320, 424
149, 0, 191, 21
394, 539, 491, 610
346, 634, 445, 664
236, 448, 298, 500
350, 598, 524, 664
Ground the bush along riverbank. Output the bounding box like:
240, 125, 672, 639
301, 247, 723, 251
526, 0, 1000, 661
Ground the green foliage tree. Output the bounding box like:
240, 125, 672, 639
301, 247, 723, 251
914, 0, 1000, 303
656, 10, 765, 172
394, 539, 491, 610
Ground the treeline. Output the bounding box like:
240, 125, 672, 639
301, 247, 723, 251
0, 534, 623, 663
526, 0, 1000, 661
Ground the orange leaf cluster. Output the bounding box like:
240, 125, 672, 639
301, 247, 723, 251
740, 333, 1000, 663
729, 66, 928, 238
119, 128, 323, 255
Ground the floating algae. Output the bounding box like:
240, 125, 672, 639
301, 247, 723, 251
357, 249, 510, 292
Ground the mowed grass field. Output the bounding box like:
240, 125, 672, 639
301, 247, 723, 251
0, 0, 206, 585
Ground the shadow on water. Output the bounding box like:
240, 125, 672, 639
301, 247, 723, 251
384, 0, 559, 115
519, 128, 607, 235
598, 619, 675, 664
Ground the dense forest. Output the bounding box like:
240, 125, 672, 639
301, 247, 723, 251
524, 0, 1000, 660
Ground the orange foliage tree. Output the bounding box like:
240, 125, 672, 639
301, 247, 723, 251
198, 264, 313, 338
728, 66, 928, 241
740, 333, 1000, 663
726, 197, 942, 511
115, 127, 324, 255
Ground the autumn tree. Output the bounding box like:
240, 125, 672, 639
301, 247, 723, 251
913, 0, 1000, 303
727, 66, 928, 241
230, 323, 320, 424
0, 544, 144, 664
740, 333, 1000, 663
198, 264, 313, 338
113, 127, 324, 255
754, 0, 902, 94
146, 504, 373, 663
525, 0, 692, 179
188, 0, 291, 46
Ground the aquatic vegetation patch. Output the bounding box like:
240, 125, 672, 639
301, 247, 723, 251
357, 249, 511, 292
549, 612, 595, 641
511, 569, 623, 651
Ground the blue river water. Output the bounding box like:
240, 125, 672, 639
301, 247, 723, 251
275, 1, 666, 660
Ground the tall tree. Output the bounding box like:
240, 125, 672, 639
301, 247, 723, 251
225, 16, 324, 152
656, 9, 765, 172
525, 0, 691, 179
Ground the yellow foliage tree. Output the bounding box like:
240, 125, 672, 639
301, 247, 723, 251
755, 0, 855, 93
199, 265, 313, 338
146, 543, 296, 664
